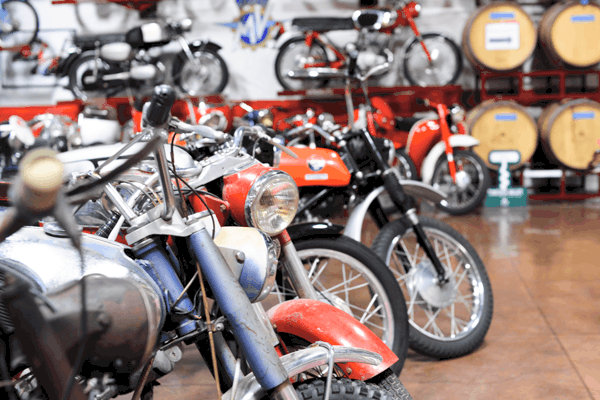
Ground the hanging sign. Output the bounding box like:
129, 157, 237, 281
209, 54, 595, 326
220, 0, 277, 50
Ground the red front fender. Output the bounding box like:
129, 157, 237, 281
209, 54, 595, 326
267, 299, 398, 381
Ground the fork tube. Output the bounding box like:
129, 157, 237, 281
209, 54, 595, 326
277, 230, 319, 300
188, 228, 293, 392
153, 141, 177, 221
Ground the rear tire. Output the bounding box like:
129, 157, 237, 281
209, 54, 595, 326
393, 149, 418, 181
0, 0, 39, 51
67, 51, 111, 101
403, 33, 462, 87
275, 36, 329, 91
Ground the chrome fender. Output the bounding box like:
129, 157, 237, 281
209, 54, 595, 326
0, 227, 166, 326
267, 299, 397, 381
223, 346, 383, 400
421, 135, 481, 185
343, 183, 447, 242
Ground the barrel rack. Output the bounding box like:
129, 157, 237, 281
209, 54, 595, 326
475, 68, 600, 201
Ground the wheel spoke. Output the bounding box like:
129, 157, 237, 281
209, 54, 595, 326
329, 281, 371, 296
359, 294, 380, 324
310, 259, 330, 284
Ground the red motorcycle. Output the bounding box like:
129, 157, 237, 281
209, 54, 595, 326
274, 1, 462, 90
367, 96, 491, 214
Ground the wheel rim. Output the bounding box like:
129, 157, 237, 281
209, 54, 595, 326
264, 248, 396, 347
72, 58, 110, 101
278, 41, 327, 90
404, 36, 458, 87
393, 153, 415, 180
0, 2, 37, 50
387, 227, 485, 341
180, 51, 225, 95
431, 152, 486, 211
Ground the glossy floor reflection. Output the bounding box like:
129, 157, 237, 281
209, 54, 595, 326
152, 202, 600, 400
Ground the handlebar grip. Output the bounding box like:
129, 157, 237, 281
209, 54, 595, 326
17, 148, 64, 214
145, 85, 176, 127
345, 43, 359, 77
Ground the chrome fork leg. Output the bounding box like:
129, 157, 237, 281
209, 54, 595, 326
281, 240, 319, 300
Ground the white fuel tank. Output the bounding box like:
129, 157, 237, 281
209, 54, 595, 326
130, 65, 158, 80
100, 42, 132, 62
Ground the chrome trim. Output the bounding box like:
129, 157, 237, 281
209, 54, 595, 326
244, 170, 299, 235
222, 346, 382, 400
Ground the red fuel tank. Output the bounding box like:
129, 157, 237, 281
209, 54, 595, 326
278, 147, 351, 187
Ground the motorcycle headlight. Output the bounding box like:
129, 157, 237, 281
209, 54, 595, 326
450, 104, 466, 124
245, 171, 299, 235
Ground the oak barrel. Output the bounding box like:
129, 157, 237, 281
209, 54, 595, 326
538, 99, 600, 171
462, 2, 537, 72
539, 1, 600, 68
466, 100, 538, 170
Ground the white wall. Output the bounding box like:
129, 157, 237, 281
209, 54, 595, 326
0, 0, 480, 106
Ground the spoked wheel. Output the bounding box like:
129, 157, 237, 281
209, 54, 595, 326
172, 47, 228, 96
68, 52, 111, 101
371, 216, 493, 359
431, 149, 491, 215
403, 33, 462, 87
393, 149, 418, 181
0, 0, 39, 51
275, 37, 329, 91
264, 237, 409, 374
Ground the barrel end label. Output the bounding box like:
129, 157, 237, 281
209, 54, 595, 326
485, 22, 520, 51
570, 14, 596, 23
572, 111, 596, 120
494, 113, 518, 121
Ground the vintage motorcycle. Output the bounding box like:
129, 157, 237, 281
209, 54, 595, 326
367, 96, 491, 214
261, 47, 493, 359
0, 86, 412, 400
58, 109, 410, 374
274, 1, 462, 90
59, 18, 228, 100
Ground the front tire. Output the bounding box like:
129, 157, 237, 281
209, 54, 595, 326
403, 33, 462, 87
172, 46, 228, 95
371, 216, 493, 359
275, 37, 329, 91
266, 237, 409, 374
431, 149, 491, 215
295, 371, 412, 400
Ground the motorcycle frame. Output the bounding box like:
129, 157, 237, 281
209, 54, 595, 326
295, 1, 431, 71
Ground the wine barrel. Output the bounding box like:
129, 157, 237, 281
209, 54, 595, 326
462, 2, 537, 72
538, 99, 600, 171
466, 100, 538, 170
539, 1, 600, 68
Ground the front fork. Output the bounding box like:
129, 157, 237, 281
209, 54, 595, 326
406, 15, 432, 63
188, 228, 299, 399
276, 230, 319, 300
357, 126, 449, 284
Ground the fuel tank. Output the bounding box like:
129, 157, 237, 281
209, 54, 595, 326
278, 147, 351, 187
0, 227, 166, 326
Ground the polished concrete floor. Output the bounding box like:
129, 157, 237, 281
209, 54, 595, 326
152, 202, 600, 400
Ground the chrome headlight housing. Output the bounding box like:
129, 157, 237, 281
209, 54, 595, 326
450, 104, 466, 124
245, 170, 299, 236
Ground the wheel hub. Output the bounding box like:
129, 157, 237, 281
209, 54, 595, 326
411, 258, 457, 309
455, 170, 471, 190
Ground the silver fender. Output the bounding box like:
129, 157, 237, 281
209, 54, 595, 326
343, 182, 447, 242
421, 135, 481, 185
222, 346, 382, 400
0, 227, 166, 326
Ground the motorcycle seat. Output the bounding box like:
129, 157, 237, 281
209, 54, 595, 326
394, 116, 422, 132
292, 17, 355, 32
74, 33, 128, 50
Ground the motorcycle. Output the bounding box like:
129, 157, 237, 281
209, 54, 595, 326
57, 109, 410, 374
261, 46, 494, 360
0, 86, 413, 400
367, 96, 491, 215
274, 1, 462, 91
59, 18, 228, 100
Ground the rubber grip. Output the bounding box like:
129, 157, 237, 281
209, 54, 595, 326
383, 172, 413, 212
346, 50, 359, 77
145, 85, 176, 127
